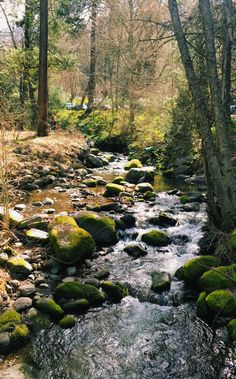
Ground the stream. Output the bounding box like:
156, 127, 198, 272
2, 154, 236, 378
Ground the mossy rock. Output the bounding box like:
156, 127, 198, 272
75, 211, 118, 246
61, 298, 89, 313
143, 191, 156, 200
141, 230, 170, 247
230, 229, 236, 251
205, 290, 236, 316
124, 159, 142, 170
49, 216, 95, 264
198, 264, 236, 293
125, 168, 155, 184
10, 324, 30, 344
101, 281, 128, 302
151, 272, 171, 293
227, 319, 236, 341
104, 183, 125, 197
113, 176, 125, 184
135, 182, 153, 193
59, 315, 76, 329
82, 179, 97, 188
36, 298, 64, 318
7, 258, 32, 279
196, 292, 209, 319
55, 282, 105, 306
86, 203, 101, 212
0, 310, 22, 325
2, 246, 17, 256
180, 195, 191, 204
176, 256, 220, 286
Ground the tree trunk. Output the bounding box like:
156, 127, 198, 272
168, 0, 236, 230
37, 0, 49, 137
87, 0, 97, 110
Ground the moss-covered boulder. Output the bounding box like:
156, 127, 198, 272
61, 298, 89, 313
143, 191, 156, 200
10, 324, 30, 344
82, 179, 97, 188
103, 183, 125, 197
36, 298, 64, 318
49, 216, 95, 264
230, 229, 236, 251
75, 211, 118, 246
0, 310, 29, 352
125, 168, 155, 184
205, 290, 236, 316
0, 310, 22, 326
55, 282, 105, 306
7, 258, 33, 279
151, 272, 171, 293
175, 256, 220, 286
135, 182, 153, 193
101, 281, 128, 302
59, 315, 76, 329
196, 292, 209, 319
141, 230, 170, 247
227, 319, 236, 341
113, 176, 125, 184
198, 264, 236, 292
124, 159, 142, 170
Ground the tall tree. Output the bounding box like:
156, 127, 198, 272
168, 0, 236, 230
37, 0, 49, 137
87, 0, 98, 110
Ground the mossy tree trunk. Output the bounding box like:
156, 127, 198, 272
168, 0, 236, 231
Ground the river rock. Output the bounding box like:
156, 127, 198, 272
197, 264, 236, 292
49, 216, 95, 264
0, 253, 9, 265
227, 319, 236, 341
100, 202, 121, 212
14, 204, 26, 212
113, 176, 125, 184
151, 272, 171, 293
0, 332, 11, 353
141, 230, 170, 247
75, 211, 118, 246
124, 159, 142, 170
0, 207, 23, 225
103, 183, 125, 197
124, 244, 147, 259
175, 256, 220, 286
36, 298, 64, 318
149, 213, 177, 227
43, 198, 54, 205
25, 229, 49, 242
82, 179, 97, 187
17, 215, 47, 230
61, 299, 89, 313
19, 283, 36, 297
206, 290, 236, 316
135, 182, 153, 193
59, 315, 76, 329
55, 282, 105, 306
185, 175, 206, 185
100, 157, 109, 166
120, 214, 136, 228
101, 281, 128, 302
7, 258, 33, 279
125, 167, 155, 184
84, 278, 100, 288
85, 154, 103, 168
14, 297, 32, 312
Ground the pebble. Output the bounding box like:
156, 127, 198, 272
43, 197, 54, 205
14, 204, 26, 211
14, 297, 32, 311
39, 283, 49, 289
32, 201, 43, 207
19, 283, 36, 297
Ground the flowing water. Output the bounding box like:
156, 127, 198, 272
3, 154, 236, 379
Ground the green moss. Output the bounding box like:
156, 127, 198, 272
143, 191, 156, 200
230, 229, 236, 251
0, 310, 22, 325
10, 324, 30, 343
196, 292, 209, 319
113, 176, 125, 184
61, 298, 89, 313
76, 211, 118, 246
178, 256, 220, 286
227, 319, 236, 341
36, 298, 64, 318
55, 282, 105, 306
180, 195, 191, 204
124, 159, 142, 170
101, 281, 128, 302
59, 315, 76, 329
141, 230, 170, 247
86, 203, 101, 212
82, 179, 97, 188
206, 290, 236, 316
135, 183, 153, 193
104, 183, 125, 197
49, 218, 95, 264
198, 264, 236, 292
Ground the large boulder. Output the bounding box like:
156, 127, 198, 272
101, 281, 128, 302
205, 290, 236, 316
49, 216, 95, 264
175, 256, 220, 286
197, 264, 236, 293
103, 183, 125, 197
141, 230, 170, 247
135, 182, 153, 193
124, 159, 142, 170
55, 282, 105, 306
75, 211, 118, 246
125, 167, 155, 184
0, 310, 30, 353
85, 154, 103, 168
